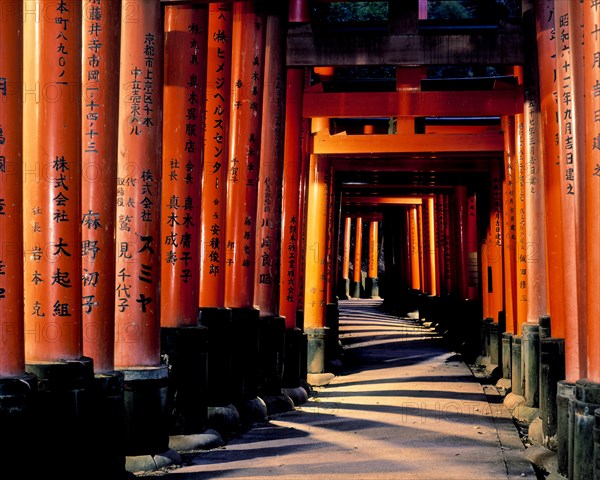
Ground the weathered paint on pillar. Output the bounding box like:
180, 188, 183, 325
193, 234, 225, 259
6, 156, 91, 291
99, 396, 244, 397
288, 0, 310, 23
353, 217, 363, 296
279, 69, 304, 327
224, 1, 266, 309
160, 6, 207, 327
435, 194, 449, 295
199, 3, 232, 308
114, 0, 163, 367
555, 0, 587, 382
515, 87, 528, 335
23, 0, 83, 362
524, 54, 547, 325
368, 221, 378, 279
535, 0, 565, 340
304, 155, 330, 330
488, 160, 504, 323
81, 0, 121, 372
417, 204, 427, 294
254, 12, 285, 316
409, 206, 421, 291
584, 0, 600, 383
467, 192, 479, 300
481, 231, 490, 319
325, 159, 336, 304
502, 116, 517, 334
0, 6, 24, 376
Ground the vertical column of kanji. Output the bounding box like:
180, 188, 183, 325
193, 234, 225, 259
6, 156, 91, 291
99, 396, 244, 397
453, 186, 468, 300
515, 88, 528, 338
303, 154, 331, 376
467, 192, 479, 301
487, 161, 504, 324
224, 1, 265, 310
161, 5, 207, 328
279, 68, 304, 329
199, 4, 231, 310
352, 217, 363, 298
224, 1, 266, 408
254, 12, 284, 316
114, 0, 174, 463
442, 194, 453, 294
81, 0, 121, 373
0, 6, 37, 461
535, 0, 565, 341
435, 194, 447, 295
0, 0, 24, 379
23, 0, 83, 364
366, 220, 380, 298
502, 116, 517, 336
555, 1, 587, 385
586, 0, 600, 387
409, 206, 420, 291
325, 158, 336, 305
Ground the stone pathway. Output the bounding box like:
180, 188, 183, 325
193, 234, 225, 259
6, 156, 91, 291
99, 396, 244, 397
138, 299, 536, 480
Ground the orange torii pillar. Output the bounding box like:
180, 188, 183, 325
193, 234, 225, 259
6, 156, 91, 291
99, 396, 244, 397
253, 10, 290, 407
223, 1, 266, 414
534, 0, 566, 456
453, 186, 469, 300
22, 1, 96, 475
352, 217, 363, 298
442, 194, 453, 295
426, 197, 438, 297
0, 5, 36, 466
584, 3, 600, 478
435, 194, 449, 295
81, 0, 125, 475
198, 3, 234, 412
114, 0, 174, 465
467, 192, 479, 301
160, 4, 210, 444
279, 68, 306, 402
304, 154, 333, 382
340, 216, 352, 299
417, 204, 427, 294
365, 220, 380, 298
408, 206, 421, 292
501, 116, 517, 384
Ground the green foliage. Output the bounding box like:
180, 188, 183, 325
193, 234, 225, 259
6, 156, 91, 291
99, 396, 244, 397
313, 2, 388, 23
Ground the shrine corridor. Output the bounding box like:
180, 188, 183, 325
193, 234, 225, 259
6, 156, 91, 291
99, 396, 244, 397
143, 299, 536, 480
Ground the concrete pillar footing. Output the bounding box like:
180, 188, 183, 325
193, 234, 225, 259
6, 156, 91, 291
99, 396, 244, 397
261, 394, 296, 416
234, 396, 268, 428
282, 386, 308, 405
307, 372, 335, 387
207, 404, 241, 434
125, 449, 182, 474
168, 428, 224, 452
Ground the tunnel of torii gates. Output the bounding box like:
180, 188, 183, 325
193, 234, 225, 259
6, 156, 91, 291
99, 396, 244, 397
0, 0, 600, 478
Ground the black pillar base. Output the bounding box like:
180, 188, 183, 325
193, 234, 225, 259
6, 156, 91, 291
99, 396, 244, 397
540, 338, 564, 451
522, 323, 540, 408
501, 332, 512, 382
198, 307, 233, 406
119, 365, 172, 457
573, 380, 600, 480
26, 357, 96, 479
257, 315, 286, 397
326, 302, 341, 371
306, 327, 330, 374
557, 380, 576, 478
160, 325, 209, 435
511, 336, 523, 396
0, 373, 37, 472
229, 307, 260, 402
365, 277, 380, 298
351, 280, 361, 299
282, 328, 304, 389
338, 277, 351, 300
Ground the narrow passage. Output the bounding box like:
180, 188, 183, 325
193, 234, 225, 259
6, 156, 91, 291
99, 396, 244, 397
143, 299, 536, 480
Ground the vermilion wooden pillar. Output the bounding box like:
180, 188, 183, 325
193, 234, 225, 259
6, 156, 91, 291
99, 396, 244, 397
502, 116, 517, 335
488, 160, 504, 323
23, 0, 83, 364
289, 0, 310, 23
427, 198, 438, 297
224, 0, 266, 310
114, 0, 163, 368
535, 0, 565, 340
585, 0, 600, 385
304, 154, 331, 374
0, 3, 24, 378
279, 68, 304, 329
366, 220, 380, 298
454, 187, 469, 299
467, 192, 479, 300
442, 194, 453, 294
254, 13, 285, 317
555, 0, 586, 383
435, 194, 448, 295
409, 206, 421, 291
81, 0, 121, 373
161, 5, 207, 327
199, 3, 232, 309
352, 217, 363, 298
417, 204, 427, 294
514, 89, 528, 336
340, 216, 352, 299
